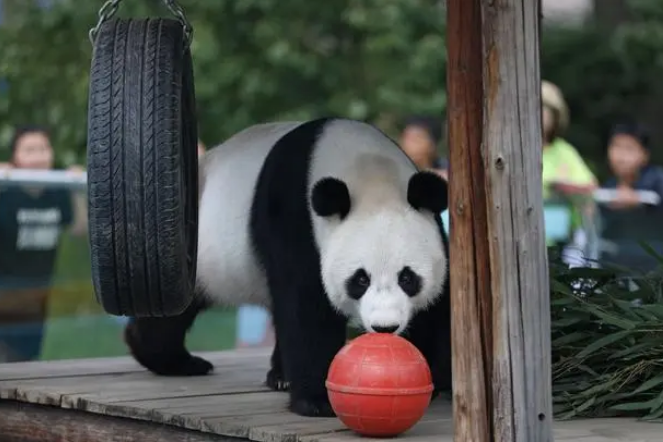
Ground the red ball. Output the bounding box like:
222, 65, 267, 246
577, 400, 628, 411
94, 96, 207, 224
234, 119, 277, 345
325, 333, 433, 437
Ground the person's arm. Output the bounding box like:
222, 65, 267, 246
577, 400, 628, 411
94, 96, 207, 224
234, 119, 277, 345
551, 145, 597, 195
607, 167, 663, 210
651, 167, 663, 208
69, 191, 88, 236
65, 165, 88, 237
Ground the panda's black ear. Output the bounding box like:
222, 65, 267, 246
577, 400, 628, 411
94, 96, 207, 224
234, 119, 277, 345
311, 177, 351, 219
407, 171, 448, 213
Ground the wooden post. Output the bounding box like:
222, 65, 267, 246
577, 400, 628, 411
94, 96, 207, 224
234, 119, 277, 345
446, 0, 553, 441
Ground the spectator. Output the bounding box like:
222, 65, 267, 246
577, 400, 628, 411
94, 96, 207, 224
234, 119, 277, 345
400, 115, 448, 180
603, 122, 663, 210
541, 80, 597, 200
0, 125, 86, 361
540, 81, 598, 267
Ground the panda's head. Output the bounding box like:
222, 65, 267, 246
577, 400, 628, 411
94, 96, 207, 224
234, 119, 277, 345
311, 170, 448, 335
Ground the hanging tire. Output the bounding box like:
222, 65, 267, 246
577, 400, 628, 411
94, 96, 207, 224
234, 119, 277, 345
87, 18, 199, 317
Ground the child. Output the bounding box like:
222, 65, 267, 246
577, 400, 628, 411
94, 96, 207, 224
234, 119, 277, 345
603, 122, 663, 210
400, 115, 448, 180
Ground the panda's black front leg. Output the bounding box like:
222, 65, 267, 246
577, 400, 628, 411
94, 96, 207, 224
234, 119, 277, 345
404, 294, 452, 397
271, 286, 347, 417
266, 339, 290, 391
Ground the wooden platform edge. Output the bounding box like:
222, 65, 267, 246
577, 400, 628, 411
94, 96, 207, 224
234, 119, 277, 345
0, 400, 242, 442
0, 348, 272, 381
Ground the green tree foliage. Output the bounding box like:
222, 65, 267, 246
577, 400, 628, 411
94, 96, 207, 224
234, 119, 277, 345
541, 0, 663, 180
3, 0, 663, 180
0, 0, 445, 165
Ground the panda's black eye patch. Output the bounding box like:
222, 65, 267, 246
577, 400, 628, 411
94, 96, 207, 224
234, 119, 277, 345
398, 266, 422, 297
346, 268, 371, 300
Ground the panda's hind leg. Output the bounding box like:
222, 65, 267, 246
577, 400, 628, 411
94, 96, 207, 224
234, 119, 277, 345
124, 296, 213, 376
265, 339, 290, 391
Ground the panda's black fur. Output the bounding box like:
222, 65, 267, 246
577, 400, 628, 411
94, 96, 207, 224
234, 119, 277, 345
124, 118, 452, 418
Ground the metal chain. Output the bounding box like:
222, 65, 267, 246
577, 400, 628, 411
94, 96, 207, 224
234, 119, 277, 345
162, 0, 194, 46
88, 0, 194, 48
89, 0, 123, 44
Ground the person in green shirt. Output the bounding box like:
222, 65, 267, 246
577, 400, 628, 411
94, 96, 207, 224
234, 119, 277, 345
540, 81, 598, 264
541, 80, 597, 200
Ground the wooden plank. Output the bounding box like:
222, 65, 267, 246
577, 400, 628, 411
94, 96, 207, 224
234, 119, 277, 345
298, 419, 454, 442
204, 412, 338, 440
0, 347, 271, 381
0, 358, 270, 407
447, 0, 551, 442
200, 400, 452, 442
80, 391, 290, 419
0, 400, 237, 442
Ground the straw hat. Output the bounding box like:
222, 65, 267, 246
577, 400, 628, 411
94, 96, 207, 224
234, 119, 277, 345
541, 80, 569, 133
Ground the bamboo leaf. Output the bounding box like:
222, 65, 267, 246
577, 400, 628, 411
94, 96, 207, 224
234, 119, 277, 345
638, 240, 663, 264
643, 403, 663, 421
638, 304, 663, 318
585, 305, 637, 330
609, 341, 661, 360
552, 332, 587, 346
610, 400, 655, 411
551, 317, 585, 328
576, 330, 633, 359
647, 389, 663, 413
575, 396, 596, 413
611, 298, 650, 321
630, 374, 663, 396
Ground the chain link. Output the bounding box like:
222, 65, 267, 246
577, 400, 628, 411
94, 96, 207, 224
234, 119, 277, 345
162, 0, 194, 46
88, 0, 193, 48
89, 0, 123, 44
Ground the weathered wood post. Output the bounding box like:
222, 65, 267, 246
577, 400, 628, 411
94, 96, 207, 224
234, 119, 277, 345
446, 0, 553, 441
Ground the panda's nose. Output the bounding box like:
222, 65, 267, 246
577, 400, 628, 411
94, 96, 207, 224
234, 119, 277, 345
372, 324, 399, 334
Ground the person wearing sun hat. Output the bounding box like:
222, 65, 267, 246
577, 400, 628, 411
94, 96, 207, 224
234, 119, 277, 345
541, 80, 597, 201
540, 80, 599, 265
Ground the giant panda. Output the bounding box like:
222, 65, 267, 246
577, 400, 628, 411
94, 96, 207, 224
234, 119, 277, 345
124, 117, 452, 418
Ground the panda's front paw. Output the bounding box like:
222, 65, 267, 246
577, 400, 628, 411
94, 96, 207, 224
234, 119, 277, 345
266, 368, 290, 391
429, 357, 452, 399
289, 396, 336, 417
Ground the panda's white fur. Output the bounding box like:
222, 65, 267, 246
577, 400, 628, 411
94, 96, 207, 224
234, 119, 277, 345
196, 122, 300, 308
196, 119, 447, 334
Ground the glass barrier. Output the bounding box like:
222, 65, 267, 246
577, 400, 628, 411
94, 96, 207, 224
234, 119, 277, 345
597, 204, 663, 272
0, 170, 274, 364
2, 170, 658, 363
440, 203, 574, 243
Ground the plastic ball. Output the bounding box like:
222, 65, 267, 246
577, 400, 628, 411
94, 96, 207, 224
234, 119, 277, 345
325, 333, 433, 437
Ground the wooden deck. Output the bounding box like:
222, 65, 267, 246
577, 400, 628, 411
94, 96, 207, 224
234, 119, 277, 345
0, 348, 660, 442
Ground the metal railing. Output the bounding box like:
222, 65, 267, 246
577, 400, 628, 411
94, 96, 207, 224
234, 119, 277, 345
0, 169, 87, 191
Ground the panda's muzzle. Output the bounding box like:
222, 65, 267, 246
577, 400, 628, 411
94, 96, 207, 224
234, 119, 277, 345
370, 324, 399, 334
